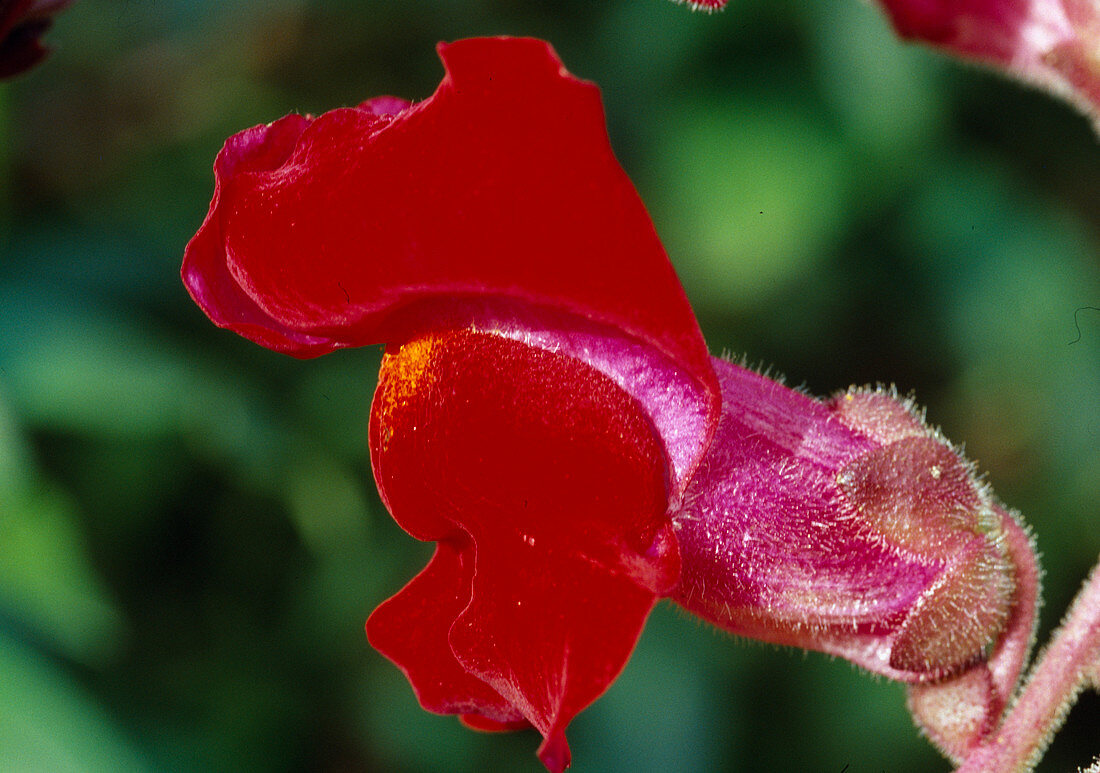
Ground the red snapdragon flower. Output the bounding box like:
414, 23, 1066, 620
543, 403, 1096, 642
182, 37, 1040, 771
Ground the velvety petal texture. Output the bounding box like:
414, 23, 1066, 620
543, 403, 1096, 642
423, 299, 713, 491
367, 330, 678, 772
673, 358, 1022, 684
875, 0, 1100, 129
907, 504, 1040, 761
181, 36, 716, 416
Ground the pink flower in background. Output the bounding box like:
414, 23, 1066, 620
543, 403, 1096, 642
182, 36, 1039, 771
674, 0, 1100, 130
876, 0, 1100, 128
0, 0, 72, 79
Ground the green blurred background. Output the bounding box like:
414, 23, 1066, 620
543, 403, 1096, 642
2, 0, 1099, 771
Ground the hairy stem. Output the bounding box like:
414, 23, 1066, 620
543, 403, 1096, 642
958, 556, 1100, 772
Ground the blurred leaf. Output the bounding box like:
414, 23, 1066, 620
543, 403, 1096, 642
359, 659, 525, 773
0, 394, 124, 664
0, 633, 148, 772
807, 0, 947, 163
0, 289, 302, 495
648, 94, 852, 315
285, 452, 370, 555
293, 351, 379, 461
0, 291, 203, 438
902, 157, 1100, 473
571, 603, 730, 772
2, 0, 1099, 770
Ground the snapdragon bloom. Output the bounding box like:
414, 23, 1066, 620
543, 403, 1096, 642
182, 37, 1039, 771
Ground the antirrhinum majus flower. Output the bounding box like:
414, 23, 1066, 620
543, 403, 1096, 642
181, 37, 1040, 772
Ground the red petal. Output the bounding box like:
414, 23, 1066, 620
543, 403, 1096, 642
458, 714, 531, 733
183, 114, 341, 356
369, 330, 678, 770
366, 538, 524, 724
396, 300, 713, 491
182, 36, 716, 412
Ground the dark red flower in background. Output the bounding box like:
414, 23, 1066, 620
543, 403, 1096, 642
183, 37, 1040, 771
0, 0, 72, 80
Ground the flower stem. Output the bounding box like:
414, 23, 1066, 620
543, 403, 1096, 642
958, 556, 1100, 772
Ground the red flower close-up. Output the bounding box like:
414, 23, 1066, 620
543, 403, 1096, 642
182, 37, 1040, 771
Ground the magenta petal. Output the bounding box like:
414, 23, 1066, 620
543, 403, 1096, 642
674, 360, 934, 647
876, 0, 1100, 129
673, 358, 1018, 682
358, 96, 412, 116
677, 0, 728, 9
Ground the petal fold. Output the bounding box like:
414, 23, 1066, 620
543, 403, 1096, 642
183, 114, 341, 356
396, 298, 712, 491
368, 330, 678, 771
366, 537, 525, 723
181, 36, 717, 420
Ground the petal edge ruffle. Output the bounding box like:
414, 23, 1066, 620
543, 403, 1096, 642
182, 37, 717, 420
368, 330, 679, 770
